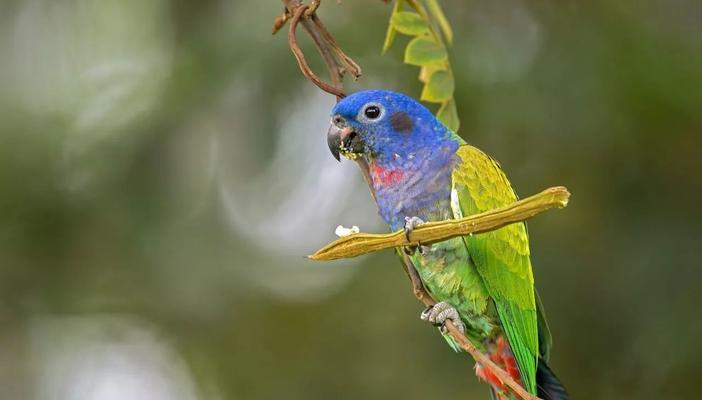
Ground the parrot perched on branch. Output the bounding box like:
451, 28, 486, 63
326, 90, 567, 400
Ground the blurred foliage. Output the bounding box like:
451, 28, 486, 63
0, 0, 701, 399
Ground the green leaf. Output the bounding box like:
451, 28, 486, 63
437, 99, 460, 132
418, 64, 441, 83
390, 12, 429, 36
382, 26, 397, 54
404, 36, 447, 66
421, 69, 454, 102
382, 0, 405, 54
425, 0, 454, 45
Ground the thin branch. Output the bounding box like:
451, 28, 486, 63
309, 15, 362, 79
302, 18, 344, 92
304, 0, 321, 16
400, 252, 435, 305
308, 186, 570, 260
272, 11, 289, 34
288, 6, 346, 98
277, 0, 361, 99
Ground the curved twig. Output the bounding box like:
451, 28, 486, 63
301, 16, 345, 100
287, 5, 346, 98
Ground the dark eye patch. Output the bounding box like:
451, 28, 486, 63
390, 111, 413, 133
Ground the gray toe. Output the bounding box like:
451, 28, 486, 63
423, 301, 467, 334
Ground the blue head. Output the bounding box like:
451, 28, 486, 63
327, 90, 456, 165
327, 90, 460, 230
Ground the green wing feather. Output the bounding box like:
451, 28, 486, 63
450, 144, 539, 395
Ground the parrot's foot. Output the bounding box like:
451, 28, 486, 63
403, 244, 432, 256
403, 216, 430, 255
421, 301, 466, 335
404, 216, 425, 242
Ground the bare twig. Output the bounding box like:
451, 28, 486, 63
304, 0, 321, 17
309, 15, 362, 79
301, 18, 344, 93
288, 6, 346, 98
277, 0, 362, 99
400, 251, 435, 305
272, 13, 289, 34
308, 186, 570, 260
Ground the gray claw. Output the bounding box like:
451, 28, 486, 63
420, 301, 466, 335
403, 244, 431, 256
404, 216, 425, 242
404, 217, 431, 255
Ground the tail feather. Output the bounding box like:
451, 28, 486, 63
536, 359, 568, 400
478, 335, 567, 400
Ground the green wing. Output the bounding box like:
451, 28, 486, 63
450, 144, 539, 395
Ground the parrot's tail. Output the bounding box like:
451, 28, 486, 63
475, 336, 523, 400
485, 359, 568, 400
477, 336, 568, 400
535, 358, 568, 400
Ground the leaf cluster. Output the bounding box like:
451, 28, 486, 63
383, 0, 459, 131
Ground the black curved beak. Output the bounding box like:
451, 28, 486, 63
327, 123, 358, 162
327, 124, 344, 161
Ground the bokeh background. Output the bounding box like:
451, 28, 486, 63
1, 0, 701, 399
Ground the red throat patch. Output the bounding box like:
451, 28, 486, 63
370, 163, 404, 186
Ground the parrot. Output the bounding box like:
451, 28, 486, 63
326, 89, 568, 400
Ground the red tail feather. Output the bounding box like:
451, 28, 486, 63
474, 336, 522, 399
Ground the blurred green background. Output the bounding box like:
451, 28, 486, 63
1, 0, 701, 399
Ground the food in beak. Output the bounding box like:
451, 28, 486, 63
327, 124, 362, 161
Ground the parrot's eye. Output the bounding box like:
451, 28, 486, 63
358, 102, 385, 123
364, 105, 380, 119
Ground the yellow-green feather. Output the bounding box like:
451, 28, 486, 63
450, 144, 539, 395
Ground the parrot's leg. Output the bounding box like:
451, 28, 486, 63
421, 301, 466, 334
403, 216, 431, 255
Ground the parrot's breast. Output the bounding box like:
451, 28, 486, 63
368, 143, 459, 231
